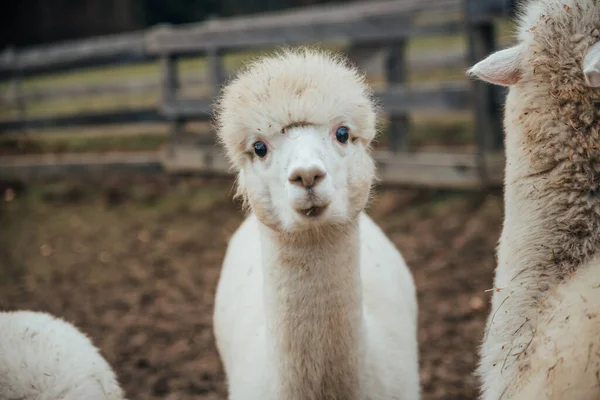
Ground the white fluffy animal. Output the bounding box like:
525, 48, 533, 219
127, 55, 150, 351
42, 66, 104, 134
468, 0, 600, 399
212, 48, 420, 400
0, 310, 125, 400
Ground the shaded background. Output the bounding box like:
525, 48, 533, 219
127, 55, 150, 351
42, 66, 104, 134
2, 0, 352, 47
0, 0, 518, 398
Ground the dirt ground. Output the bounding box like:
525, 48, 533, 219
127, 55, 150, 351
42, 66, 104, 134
0, 175, 503, 400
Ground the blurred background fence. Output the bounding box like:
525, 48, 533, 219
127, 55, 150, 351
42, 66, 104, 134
0, 0, 517, 188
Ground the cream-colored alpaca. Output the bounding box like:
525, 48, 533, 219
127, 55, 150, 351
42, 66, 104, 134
469, 1, 600, 399
0, 310, 125, 399
212, 48, 419, 400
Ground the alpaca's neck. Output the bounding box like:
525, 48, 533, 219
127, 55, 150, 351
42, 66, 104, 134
496, 171, 561, 307
482, 109, 600, 394
493, 86, 600, 327
259, 222, 364, 400
479, 97, 600, 389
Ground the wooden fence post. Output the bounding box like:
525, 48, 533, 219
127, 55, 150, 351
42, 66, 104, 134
15, 80, 27, 135
385, 41, 409, 152
5, 47, 28, 134
207, 47, 224, 98
207, 47, 224, 149
464, 0, 504, 187
161, 53, 183, 156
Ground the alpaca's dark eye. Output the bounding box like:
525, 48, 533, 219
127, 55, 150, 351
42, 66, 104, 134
254, 141, 268, 158
336, 126, 349, 144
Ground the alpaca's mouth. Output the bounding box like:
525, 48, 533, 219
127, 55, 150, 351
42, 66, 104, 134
297, 205, 328, 218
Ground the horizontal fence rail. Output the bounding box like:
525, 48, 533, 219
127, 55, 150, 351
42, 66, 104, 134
0, 148, 506, 189
0, 48, 465, 122
158, 82, 472, 120
0, 0, 517, 188
145, 2, 466, 54
0, 31, 151, 79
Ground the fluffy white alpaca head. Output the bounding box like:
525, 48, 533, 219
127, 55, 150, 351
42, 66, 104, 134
468, 0, 600, 88
215, 48, 378, 232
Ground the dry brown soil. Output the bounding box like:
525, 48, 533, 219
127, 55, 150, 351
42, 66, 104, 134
0, 176, 503, 400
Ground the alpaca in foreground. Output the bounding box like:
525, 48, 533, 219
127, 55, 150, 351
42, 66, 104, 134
212, 48, 420, 400
468, 0, 600, 398
0, 310, 125, 400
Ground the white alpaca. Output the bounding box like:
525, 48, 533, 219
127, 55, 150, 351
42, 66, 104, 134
468, 0, 600, 399
212, 48, 420, 400
0, 310, 125, 400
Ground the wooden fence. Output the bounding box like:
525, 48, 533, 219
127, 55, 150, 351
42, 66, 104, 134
0, 0, 515, 188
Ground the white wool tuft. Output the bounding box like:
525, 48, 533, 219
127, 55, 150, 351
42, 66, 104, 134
214, 47, 378, 170
0, 310, 125, 400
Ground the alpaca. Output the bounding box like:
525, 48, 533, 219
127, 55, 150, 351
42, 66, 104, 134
212, 48, 420, 400
0, 310, 125, 400
468, 0, 600, 398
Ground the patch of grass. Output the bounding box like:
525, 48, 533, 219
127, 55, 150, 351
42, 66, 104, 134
374, 113, 474, 149
409, 35, 466, 55
4, 92, 161, 121
411, 118, 474, 146
9, 63, 160, 92
410, 67, 467, 84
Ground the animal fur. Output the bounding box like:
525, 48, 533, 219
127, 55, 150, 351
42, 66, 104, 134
212, 48, 420, 400
0, 310, 125, 400
468, 0, 600, 398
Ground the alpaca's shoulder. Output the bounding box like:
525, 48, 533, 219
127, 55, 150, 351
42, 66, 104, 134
358, 213, 419, 394
222, 213, 261, 263
216, 213, 262, 310
358, 212, 407, 268
215, 212, 263, 316
358, 213, 416, 316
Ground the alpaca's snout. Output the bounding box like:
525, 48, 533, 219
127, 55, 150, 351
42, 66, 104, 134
288, 166, 327, 189
286, 157, 334, 223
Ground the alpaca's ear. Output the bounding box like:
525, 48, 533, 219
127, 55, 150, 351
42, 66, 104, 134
583, 42, 600, 87
467, 45, 523, 86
